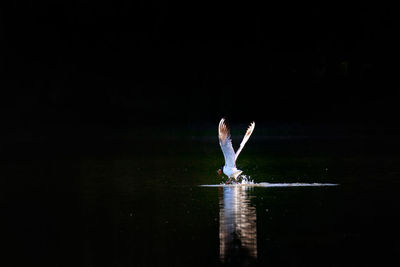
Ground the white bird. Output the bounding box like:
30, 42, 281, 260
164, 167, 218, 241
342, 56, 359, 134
217, 118, 255, 183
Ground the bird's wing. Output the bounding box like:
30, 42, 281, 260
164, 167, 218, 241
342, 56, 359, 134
235, 121, 255, 161
218, 118, 236, 167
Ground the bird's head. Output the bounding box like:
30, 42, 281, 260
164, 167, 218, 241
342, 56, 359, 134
217, 167, 223, 175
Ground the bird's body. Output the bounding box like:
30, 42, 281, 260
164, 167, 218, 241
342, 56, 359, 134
218, 118, 255, 182
223, 166, 243, 180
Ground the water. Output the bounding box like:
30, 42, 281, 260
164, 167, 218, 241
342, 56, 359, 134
218, 186, 257, 265
4, 133, 400, 266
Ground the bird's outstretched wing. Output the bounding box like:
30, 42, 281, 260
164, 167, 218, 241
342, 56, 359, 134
218, 118, 236, 167
235, 121, 255, 161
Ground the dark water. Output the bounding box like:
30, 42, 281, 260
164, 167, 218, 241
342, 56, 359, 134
4, 132, 400, 266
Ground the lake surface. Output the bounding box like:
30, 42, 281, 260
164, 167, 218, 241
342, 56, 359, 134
4, 130, 400, 266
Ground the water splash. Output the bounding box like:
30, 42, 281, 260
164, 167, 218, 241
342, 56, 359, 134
218, 174, 255, 185
201, 177, 338, 187
236, 174, 255, 185
203, 174, 338, 187
256, 182, 338, 187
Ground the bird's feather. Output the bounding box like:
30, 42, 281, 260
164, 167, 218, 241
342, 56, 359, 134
235, 121, 255, 161
218, 118, 236, 167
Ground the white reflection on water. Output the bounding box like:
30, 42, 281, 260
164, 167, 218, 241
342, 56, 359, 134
219, 186, 257, 264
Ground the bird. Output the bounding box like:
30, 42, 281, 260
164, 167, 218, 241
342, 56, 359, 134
217, 118, 255, 183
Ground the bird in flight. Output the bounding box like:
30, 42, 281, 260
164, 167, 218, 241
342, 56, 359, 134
218, 118, 255, 184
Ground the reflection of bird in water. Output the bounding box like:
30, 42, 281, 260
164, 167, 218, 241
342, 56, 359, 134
219, 186, 257, 265
218, 118, 255, 184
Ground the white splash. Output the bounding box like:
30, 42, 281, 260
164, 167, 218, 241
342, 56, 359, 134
201, 178, 338, 187
256, 182, 338, 187
237, 174, 255, 185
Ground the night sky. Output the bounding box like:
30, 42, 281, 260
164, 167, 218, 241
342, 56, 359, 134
1, 1, 398, 128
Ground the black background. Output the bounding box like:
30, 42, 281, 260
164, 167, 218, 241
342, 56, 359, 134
2, 1, 400, 266
1, 0, 398, 128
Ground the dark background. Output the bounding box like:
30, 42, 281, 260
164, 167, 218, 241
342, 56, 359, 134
2, 1, 400, 267
1, 0, 398, 129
